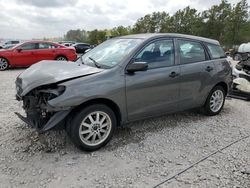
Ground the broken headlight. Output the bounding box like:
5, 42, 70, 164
38, 85, 65, 97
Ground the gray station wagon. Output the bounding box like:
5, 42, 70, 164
15, 33, 232, 151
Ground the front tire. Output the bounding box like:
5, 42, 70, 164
0, 57, 9, 71
202, 86, 226, 116
67, 104, 116, 151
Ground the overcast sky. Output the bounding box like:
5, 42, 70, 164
0, 0, 248, 39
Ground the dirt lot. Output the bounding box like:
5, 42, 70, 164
0, 69, 250, 188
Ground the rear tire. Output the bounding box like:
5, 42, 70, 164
0, 57, 9, 71
67, 104, 116, 151
56, 56, 67, 61
202, 86, 226, 116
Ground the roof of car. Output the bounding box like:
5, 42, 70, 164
119, 33, 219, 45
24, 40, 54, 43
13, 40, 64, 48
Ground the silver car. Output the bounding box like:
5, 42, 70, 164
15, 33, 232, 151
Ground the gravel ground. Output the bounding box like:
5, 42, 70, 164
0, 69, 250, 188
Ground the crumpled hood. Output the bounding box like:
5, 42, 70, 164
17, 60, 103, 96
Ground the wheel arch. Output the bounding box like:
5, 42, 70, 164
0, 56, 10, 69
214, 81, 228, 95
55, 55, 68, 60
0, 56, 9, 62
202, 81, 228, 107
70, 98, 122, 126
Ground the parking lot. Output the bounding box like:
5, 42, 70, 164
0, 69, 249, 188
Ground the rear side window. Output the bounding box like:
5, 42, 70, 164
38, 43, 57, 49
178, 40, 206, 64
206, 43, 225, 59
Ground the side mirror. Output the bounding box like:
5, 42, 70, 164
126, 62, 148, 73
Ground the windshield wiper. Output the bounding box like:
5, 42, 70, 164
89, 57, 101, 68
75, 54, 84, 64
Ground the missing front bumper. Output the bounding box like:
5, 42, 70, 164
15, 110, 71, 132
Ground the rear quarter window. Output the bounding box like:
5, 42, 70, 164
39, 43, 58, 49
206, 43, 226, 59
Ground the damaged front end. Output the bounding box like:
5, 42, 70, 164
16, 82, 71, 132
14, 60, 104, 132
230, 58, 250, 100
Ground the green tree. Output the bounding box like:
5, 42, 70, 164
63, 0, 250, 48
87, 29, 107, 44
201, 0, 232, 42
226, 0, 249, 45
111, 26, 130, 36
64, 29, 87, 42
132, 12, 169, 33
170, 6, 203, 35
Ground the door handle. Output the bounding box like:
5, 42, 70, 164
205, 66, 213, 72
169, 71, 179, 78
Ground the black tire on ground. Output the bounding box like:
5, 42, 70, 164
202, 86, 226, 116
0, 57, 9, 71
67, 104, 117, 151
56, 56, 68, 61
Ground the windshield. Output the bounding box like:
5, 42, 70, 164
79, 38, 143, 68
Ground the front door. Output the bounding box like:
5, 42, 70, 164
12, 43, 38, 66
125, 39, 180, 121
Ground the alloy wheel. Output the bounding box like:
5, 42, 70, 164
0, 58, 8, 70
210, 90, 224, 113
56, 57, 67, 61
79, 111, 112, 146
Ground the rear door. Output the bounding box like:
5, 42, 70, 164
34, 42, 58, 62
125, 38, 180, 121
177, 39, 215, 110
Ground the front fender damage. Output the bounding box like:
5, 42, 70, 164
15, 85, 72, 132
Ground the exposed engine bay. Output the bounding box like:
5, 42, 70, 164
14, 61, 103, 132
16, 84, 70, 132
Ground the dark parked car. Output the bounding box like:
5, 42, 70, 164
58, 41, 76, 47
72, 43, 91, 54
15, 33, 232, 151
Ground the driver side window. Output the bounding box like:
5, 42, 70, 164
20, 43, 37, 50
134, 39, 175, 69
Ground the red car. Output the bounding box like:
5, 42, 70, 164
0, 41, 77, 71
